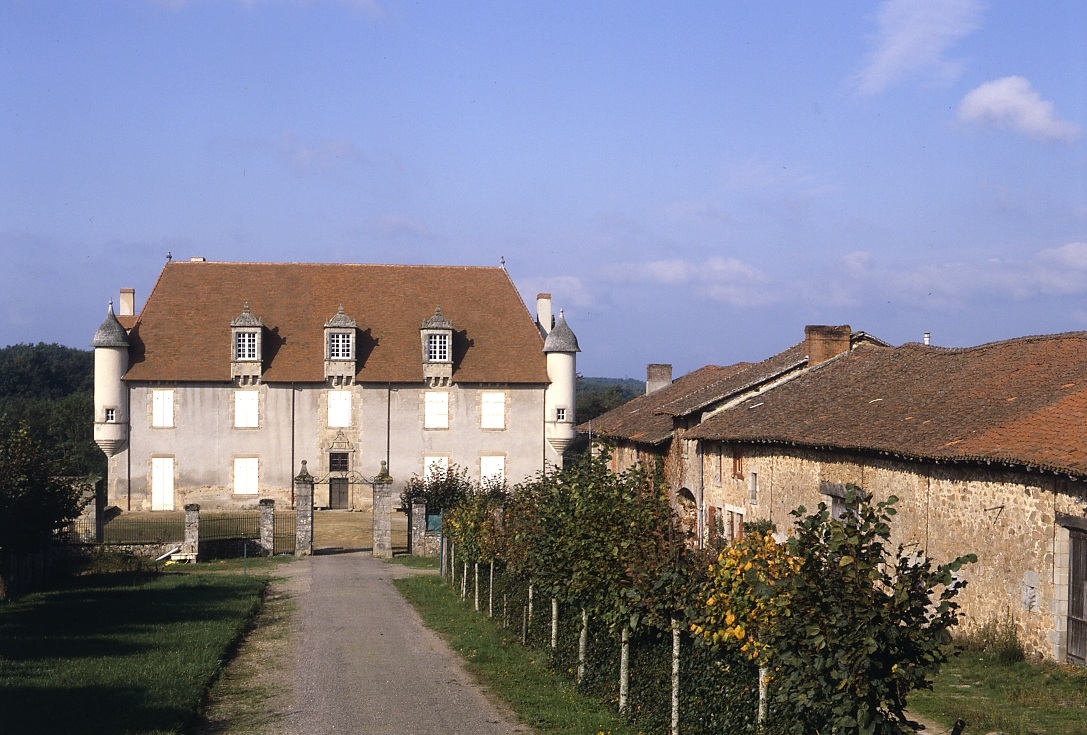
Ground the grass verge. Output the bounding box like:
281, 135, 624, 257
385, 554, 440, 570
910, 651, 1087, 735
395, 573, 637, 735
0, 560, 268, 735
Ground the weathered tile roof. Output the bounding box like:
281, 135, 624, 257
655, 344, 808, 418
122, 261, 550, 384
689, 333, 1087, 477
581, 364, 753, 445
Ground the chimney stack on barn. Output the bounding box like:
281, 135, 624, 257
646, 363, 673, 394
804, 325, 852, 366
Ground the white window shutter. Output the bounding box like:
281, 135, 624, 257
152, 390, 174, 428
480, 455, 505, 484
424, 391, 448, 429
151, 457, 174, 510
481, 391, 505, 429
234, 457, 259, 495
235, 391, 259, 428
423, 456, 449, 481
328, 391, 352, 428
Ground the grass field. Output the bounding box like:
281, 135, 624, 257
911, 650, 1087, 735
0, 559, 269, 735
395, 573, 638, 735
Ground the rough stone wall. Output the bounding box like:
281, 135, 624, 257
701, 442, 1087, 661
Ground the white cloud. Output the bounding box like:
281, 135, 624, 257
516, 275, 592, 310
877, 241, 1087, 308
273, 131, 370, 174
843, 250, 873, 276
366, 215, 432, 240
607, 257, 774, 307
656, 200, 731, 225
957, 76, 1080, 143
853, 0, 983, 95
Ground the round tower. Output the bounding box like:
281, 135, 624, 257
543, 310, 580, 466
92, 302, 130, 457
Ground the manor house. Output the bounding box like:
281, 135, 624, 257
92, 259, 579, 512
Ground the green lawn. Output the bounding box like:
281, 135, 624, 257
395, 573, 638, 735
0, 562, 267, 735
911, 651, 1087, 735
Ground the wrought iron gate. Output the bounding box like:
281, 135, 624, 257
274, 511, 297, 555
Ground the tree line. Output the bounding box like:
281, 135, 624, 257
0, 343, 103, 479
410, 452, 975, 734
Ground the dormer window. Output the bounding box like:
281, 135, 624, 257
427, 333, 449, 362
421, 306, 454, 385
324, 305, 358, 386
235, 331, 259, 361
329, 332, 353, 360
230, 303, 263, 385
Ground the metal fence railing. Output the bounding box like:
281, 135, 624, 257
274, 511, 297, 555
60, 510, 297, 556
96, 513, 186, 544
200, 512, 260, 541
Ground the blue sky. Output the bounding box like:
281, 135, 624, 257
2, 1, 1085, 378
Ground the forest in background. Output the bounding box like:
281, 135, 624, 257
0, 344, 103, 478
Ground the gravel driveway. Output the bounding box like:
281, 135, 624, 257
276, 552, 530, 735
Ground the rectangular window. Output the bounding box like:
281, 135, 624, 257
748, 471, 759, 505
728, 510, 744, 542
329, 452, 350, 473
480, 455, 505, 485
427, 333, 449, 362
328, 390, 352, 428
423, 455, 449, 481
234, 457, 259, 495
732, 449, 744, 479
104, 407, 116, 423
481, 391, 505, 429
151, 389, 174, 428
234, 391, 258, 428
151, 457, 174, 511
424, 391, 449, 429
235, 331, 258, 361
555, 407, 567, 422
329, 332, 353, 360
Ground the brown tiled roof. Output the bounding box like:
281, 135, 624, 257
689, 333, 1087, 477
579, 364, 753, 445
122, 262, 550, 384
655, 344, 807, 418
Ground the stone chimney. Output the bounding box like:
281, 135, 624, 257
805, 325, 852, 366
119, 288, 135, 317
536, 293, 553, 336
646, 363, 673, 394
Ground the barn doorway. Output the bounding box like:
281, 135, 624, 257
1069, 530, 1087, 665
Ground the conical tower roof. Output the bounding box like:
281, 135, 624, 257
543, 311, 580, 353
92, 303, 129, 348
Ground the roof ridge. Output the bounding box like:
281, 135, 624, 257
898, 330, 1087, 354
170, 260, 507, 270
